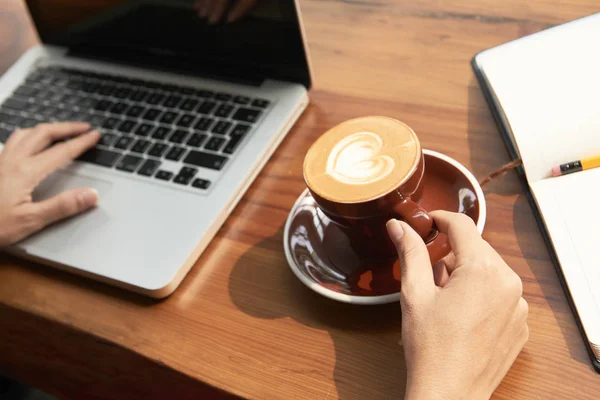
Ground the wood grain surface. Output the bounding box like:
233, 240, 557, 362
1, 0, 600, 399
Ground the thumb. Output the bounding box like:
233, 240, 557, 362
34, 188, 98, 228
386, 219, 436, 300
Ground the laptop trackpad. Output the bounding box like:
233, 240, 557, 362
27, 171, 113, 252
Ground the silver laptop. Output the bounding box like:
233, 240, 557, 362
0, 0, 311, 297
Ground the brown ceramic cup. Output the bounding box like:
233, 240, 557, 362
303, 116, 450, 264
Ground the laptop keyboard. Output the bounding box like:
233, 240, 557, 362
0, 66, 271, 190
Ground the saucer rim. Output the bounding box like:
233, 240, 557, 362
283, 149, 487, 305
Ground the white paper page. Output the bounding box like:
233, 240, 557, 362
531, 169, 600, 357
476, 13, 600, 183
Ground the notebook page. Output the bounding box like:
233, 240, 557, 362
475, 13, 600, 184
530, 169, 600, 357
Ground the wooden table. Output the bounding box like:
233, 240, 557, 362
1, 0, 600, 399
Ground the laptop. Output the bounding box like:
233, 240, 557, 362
0, 0, 311, 297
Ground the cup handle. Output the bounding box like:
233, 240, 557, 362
424, 229, 451, 265
391, 198, 451, 264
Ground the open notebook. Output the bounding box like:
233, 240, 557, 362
472, 12, 600, 371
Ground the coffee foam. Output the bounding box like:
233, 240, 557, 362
304, 117, 420, 203
326, 131, 395, 185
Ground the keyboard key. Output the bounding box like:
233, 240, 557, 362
173, 174, 193, 185
55, 79, 69, 88
48, 92, 65, 103
95, 99, 114, 111
174, 166, 197, 185
118, 119, 137, 133
233, 95, 251, 105
142, 108, 161, 121
147, 93, 165, 105
181, 166, 198, 176
232, 108, 261, 123
21, 118, 39, 128
214, 104, 234, 118
39, 106, 58, 119
215, 93, 232, 101
40, 76, 55, 86
14, 86, 38, 98
103, 117, 120, 129
35, 90, 53, 101
186, 133, 207, 148
251, 99, 270, 108
184, 150, 227, 170
0, 112, 23, 126
24, 103, 43, 116
180, 98, 199, 111
197, 101, 217, 114
66, 80, 85, 91
152, 126, 171, 140
223, 134, 245, 155
155, 170, 174, 181
135, 123, 154, 137
231, 123, 251, 136
205, 136, 224, 152
131, 139, 151, 154
116, 154, 143, 173
83, 82, 101, 94
168, 129, 188, 144
89, 115, 106, 126
126, 105, 144, 118
77, 148, 121, 167
114, 87, 132, 99
99, 84, 116, 96
69, 112, 88, 122
114, 135, 134, 150
196, 89, 213, 98
192, 178, 211, 189
163, 95, 182, 108
138, 159, 161, 176
179, 87, 195, 95
211, 120, 232, 135
160, 111, 178, 124
110, 102, 129, 115
162, 84, 178, 92
194, 117, 214, 131
148, 142, 169, 157
3, 98, 28, 111
79, 97, 98, 109
130, 90, 149, 102
0, 127, 11, 143
165, 146, 186, 161
98, 132, 117, 147
25, 73, 43, 84
55, 109, 73, 120
176, 114, 195, 127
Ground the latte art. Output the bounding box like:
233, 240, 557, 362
326, 131, 395, 185
303, 116, 421, 203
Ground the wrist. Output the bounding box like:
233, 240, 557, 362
405, 384, 447, 400
405, 371, 459, 400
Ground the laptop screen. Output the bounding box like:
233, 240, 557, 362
25, 0, 311, 88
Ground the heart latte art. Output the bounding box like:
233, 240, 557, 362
303, 116, 420, 203
325, 131, 394, 185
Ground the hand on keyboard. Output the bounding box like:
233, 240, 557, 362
0, 122, 100, 247
194, 0, 257, 24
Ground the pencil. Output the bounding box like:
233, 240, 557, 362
552, 155, 600, 177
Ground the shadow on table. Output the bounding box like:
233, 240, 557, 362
228, 227, 405, 400
0, 252, 158, 308
467, 78, 591, 367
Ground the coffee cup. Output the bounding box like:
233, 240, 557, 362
303, 116, 450, 264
